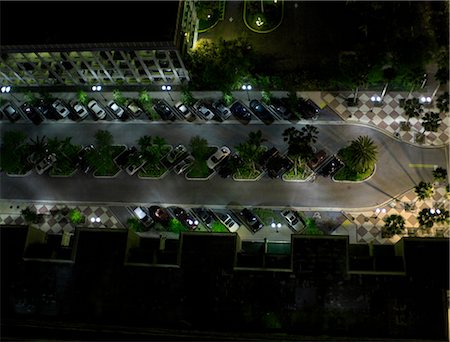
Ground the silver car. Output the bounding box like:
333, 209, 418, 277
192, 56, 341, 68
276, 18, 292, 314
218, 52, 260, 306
167, 144, 187, 164
174, 155, 195, 175
35, 153, 57, 175
218, 213, 240, 232
194, 102, 215, 120
107, 100, 125, 119
87, 100, 106, 120
70, 101, 89, 120
52, 99, 70, 118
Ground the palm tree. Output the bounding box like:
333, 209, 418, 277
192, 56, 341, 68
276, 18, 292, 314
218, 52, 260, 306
400, 98, 423, 127
433, 167, 447, 183
414, 181, 434, 200
248, 129, 266, 147
421, 112, 442, 133
382, 214, 405, 238
29, 135, 49, 164
283, 126, 318, 175
436, 92, 449, 114
346, 136, 378, 173
301, 125, 319, 144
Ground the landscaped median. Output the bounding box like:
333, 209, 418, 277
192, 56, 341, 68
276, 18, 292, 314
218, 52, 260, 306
243, 0, 284, 33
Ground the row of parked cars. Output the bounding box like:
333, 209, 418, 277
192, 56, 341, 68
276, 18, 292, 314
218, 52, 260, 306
0, 95, 320, 125
132, 205, 306, 234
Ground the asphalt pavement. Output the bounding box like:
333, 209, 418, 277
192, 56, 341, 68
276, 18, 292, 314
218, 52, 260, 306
0, 121, 446, 210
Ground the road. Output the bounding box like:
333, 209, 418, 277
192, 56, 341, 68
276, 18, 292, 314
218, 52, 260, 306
0, 121, 447, 210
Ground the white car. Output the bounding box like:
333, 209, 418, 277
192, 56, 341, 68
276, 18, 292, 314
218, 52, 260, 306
281, 209, 303, 232
174, 155, 195, 175
167, 144, 187, 164
35, 153, 57, 175
218, 213, 240, 232
87, 100, 106, 120
107, 100, 125, 119
52, 100, 70, 118
127, 101, 144, 117
175, 101, 195, 121
133, 207, 154, 228
194, 102, 215, 120
70, 101, 89, 120
207, 146, 231, 169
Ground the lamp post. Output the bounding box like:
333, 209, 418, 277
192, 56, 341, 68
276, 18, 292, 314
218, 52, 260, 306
1, 85, 20, 102
92, 85, 107, 101
419, 96, 432, 106
370, 94, 382, 106
271, 222, 281, 233
374, 208, 386, 218
161, 85, 174, 102
242, 84, 252, 101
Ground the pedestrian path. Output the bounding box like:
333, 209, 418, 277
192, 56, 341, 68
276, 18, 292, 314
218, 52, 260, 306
0, 203, 123, 233
323, 91, 449, 147
338, 183, 449, 244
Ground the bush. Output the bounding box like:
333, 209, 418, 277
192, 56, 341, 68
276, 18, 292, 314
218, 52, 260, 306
21, 207, 40, 224
127, 217, 143, 232
69, 209, 85, 224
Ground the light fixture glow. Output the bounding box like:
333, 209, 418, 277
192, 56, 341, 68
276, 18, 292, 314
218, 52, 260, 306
90, 217, 95, 223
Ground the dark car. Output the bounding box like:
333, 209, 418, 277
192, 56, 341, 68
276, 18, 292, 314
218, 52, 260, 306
36, 99, 58, 120
173, 207, 198, 230
21, 102, 44, 125
249, 100, 274, 124
217, 154, 243, 178
230, 101, 251, 121
192, 207, 214, 228
266, 154, 293, 179
1, 102, 21, 122
77, 144, 95, 174
212, 100, 232, 120
317, 156, 344, 177
153, 100, 175, 121
149, 205, 170, 225
258, 147, 279, 170
270, 98, 293, 120
298, 98, 319, 119
239, 208, 263, 233
307, 150, 327, 170
114, 147, 137, 168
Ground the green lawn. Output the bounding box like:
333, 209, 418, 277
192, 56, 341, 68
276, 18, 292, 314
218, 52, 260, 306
211, 221, 229, 233
139, 162, 168, 178
334, 166, 373, 181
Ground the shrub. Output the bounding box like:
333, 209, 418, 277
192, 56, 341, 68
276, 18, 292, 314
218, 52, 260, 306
69, 209, 85, 224
21, 207, 40, 224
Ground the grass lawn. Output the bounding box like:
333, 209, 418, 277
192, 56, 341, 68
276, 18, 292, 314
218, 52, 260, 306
334, 166, 374, 181
211, 221, 229, 233
93, 145, 125, 176
187, 146, 216, 178
233, 164, 261, 180
169, 218, 188, 234
253, 208, 285, 225
139, 162, 168, 178
2, 144, 33, 174
50, 145, 82, 176
283, 162, 313, 180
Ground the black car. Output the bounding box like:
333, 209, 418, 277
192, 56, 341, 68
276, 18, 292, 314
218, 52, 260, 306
239, 208, 263, 233
258, 147, 279, 170
192, 207, 214, 228
249, 100, 274, 124
173, 207, 199, 230
77, 144, 95, 174
1, 102, 21, 122
36, 99, 58, 120
317, 156, 344, 177
217, 154, 243, 178
298, 98, 319, 119
149, 205, 170, 225
153, 100, 175, 121
21, 102, 44, 125
114, 147, 137, 168
230, 101, 251, 121
270, 98, 293, 120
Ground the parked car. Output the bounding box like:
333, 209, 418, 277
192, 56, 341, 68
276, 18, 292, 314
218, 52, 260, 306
298, 98, 319, 119
230, 101, 251, 121
153, 100, 175, 121
114, 147, 137, 168
173, 207, 199, 230
21, 102, 44, 125
174, 155, 195, 175
207, 146, 231, 169
35, 153, 57, 175
307, 150, 327, 170
249, 100, 274, 124
166, 144, 187, 164
149, 205, 170, 225
77, 144, 95, 174
127, 101, 144, 118
194, 101, 215, 120
133, 207, 154, 228
317, 156, 344, 177
212, 100, 232, 120
192, 207, 214, 228
281, 209, 303, 232
87, 100, 107, 120
1, 102, 21, 122
36, 99, 58, 120
266, 154, 293, 179
270, 98, 293, 120
107, 100, 126, 120
217, 154, 243, 178
125, 154, 147, 176
239, 208, 263, 233
70, 101, 89, 120
175, 101, 195, 121
52, 99, 71, 119
217, 213, 240, 232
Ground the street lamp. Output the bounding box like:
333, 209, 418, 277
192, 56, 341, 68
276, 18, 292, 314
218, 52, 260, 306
92, 85, 107, 101
374, 208, 386, 218
90, 216, 101, 223
370, 94, 382, 106
242, 84, 252, 101
271, 222, 281, 233
419, 96, 432, 105
1, 85, 20, 102
161, 85, 174, 101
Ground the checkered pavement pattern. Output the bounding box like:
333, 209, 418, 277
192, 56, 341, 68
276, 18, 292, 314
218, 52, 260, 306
323, 92, 450, 146
0, 204, 123, 234
343, 184, 449, 244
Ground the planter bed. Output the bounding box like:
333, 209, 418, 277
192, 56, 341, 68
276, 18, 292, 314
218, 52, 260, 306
93, 145, 126, 177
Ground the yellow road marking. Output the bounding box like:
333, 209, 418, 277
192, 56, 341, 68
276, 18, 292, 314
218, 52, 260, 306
408, 164, 436, 168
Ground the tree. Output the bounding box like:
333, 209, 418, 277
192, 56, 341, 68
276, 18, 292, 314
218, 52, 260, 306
190, 136, 209, 160
29, 135, 49, 164
77, 90, 89, 105
382, 214, 405, 238
222, 90, 234, 106
181, 88, 196, 106
95, 130, 113, 150
113, 89, 126, 105
261, 90, 272, 105
433, 167, 447, 183
127, 217, 143, 232
414, 181, 434, 200
345, 136, 378, 173
436, 92, 449, 113
283, 126, 318, 175
21, 207, 40, 224
69, 209, 85, 224
400, 98, 423, 126
421, 112, 442, 133
0, 131, 28, 173
417, 208, 449, 229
